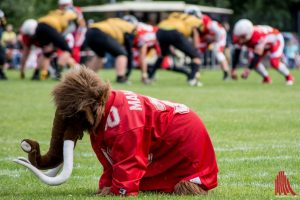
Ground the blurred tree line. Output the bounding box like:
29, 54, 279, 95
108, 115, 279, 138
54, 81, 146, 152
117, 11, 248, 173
1, 0, 300, 31
0, 0, 107, 29
186, 0, 300, 31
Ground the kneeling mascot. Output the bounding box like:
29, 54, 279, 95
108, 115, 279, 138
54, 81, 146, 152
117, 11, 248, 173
14, 67, 218, 196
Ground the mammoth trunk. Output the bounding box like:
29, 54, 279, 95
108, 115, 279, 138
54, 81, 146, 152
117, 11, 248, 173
28, 109, 66, 170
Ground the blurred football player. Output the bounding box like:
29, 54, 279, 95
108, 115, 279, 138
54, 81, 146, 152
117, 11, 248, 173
58, 0, 86, 63
232, 19, 294, 85
185, 7, 230, 80
148, 11, 203, 86
123, 15, 159, 84
0, 9, 7, 80
20, 8, 79, 80
85, 18, 135, 83
124, 15, 191, 84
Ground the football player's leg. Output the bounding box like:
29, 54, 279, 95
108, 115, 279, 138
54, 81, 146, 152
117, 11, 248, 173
270, 56, 294, 85
85, 28, 106, 71
256, 63, 272, 84
104, 35, 128, 83
0, 44, 7, 80
39, 55, 51, 80
173, 33, 202, 86
241, 54, 264, 80
213, 34, 229, 80
270, 35, 294, 85
214, 45, 229, 80
148, 29, 170, 80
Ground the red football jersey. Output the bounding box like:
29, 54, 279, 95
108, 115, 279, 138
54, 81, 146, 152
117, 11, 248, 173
90, 90, 218, 196
200, 20, 226, 44
134, 23, 159, 48
21, 34, 40, 48
199, 15, 213, 36
234, 25, 281, 50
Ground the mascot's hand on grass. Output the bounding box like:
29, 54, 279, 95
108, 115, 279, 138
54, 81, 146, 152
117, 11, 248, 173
96, 187, 113, 196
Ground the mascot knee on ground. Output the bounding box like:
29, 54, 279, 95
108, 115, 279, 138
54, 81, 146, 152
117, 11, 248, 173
14, 67, 218, 196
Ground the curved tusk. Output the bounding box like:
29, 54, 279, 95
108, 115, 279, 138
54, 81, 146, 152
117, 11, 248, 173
43, 164, 63, 177
15, 157, 63, 177
13, 140, 74, 186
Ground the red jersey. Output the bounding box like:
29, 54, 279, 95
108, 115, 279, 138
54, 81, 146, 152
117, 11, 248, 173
133, 23, 161, 67
199, 15, 213, 36
234, 25, 281, 50
21, 34, 40, 48
200, 19, 226, 44
134, 22, 159, 48
90, 90, 218, 196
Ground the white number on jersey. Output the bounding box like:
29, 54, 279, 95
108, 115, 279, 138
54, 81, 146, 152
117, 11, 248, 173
106, 106, 120, 128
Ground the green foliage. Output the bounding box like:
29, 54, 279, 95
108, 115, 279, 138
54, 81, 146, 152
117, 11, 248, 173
0, 69, 300, 199
1, 0, 300, 31
185, 0, 300, 31
0, 0, 105, 29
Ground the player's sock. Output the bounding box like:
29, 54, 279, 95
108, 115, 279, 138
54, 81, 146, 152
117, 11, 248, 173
170, 65, 191, 77
256, 63, 269, 78
262, 76, 272, 84
0, 67, 7, 80
31, 69, 40, 80
148, 57, 163, 79
116, 75, 128, 83
188, 62, 200, 80
223, 71, 229, 80
286, 74, 294, 86
40, 70, 49, 80
277, 62, 290, 77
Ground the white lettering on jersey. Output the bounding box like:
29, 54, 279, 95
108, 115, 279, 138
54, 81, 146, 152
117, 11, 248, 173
161, 100, 190, 114
106, 106, 120, 128
123, 91, 143, 111
147, 97, 190, 114
148, 96, 166, 111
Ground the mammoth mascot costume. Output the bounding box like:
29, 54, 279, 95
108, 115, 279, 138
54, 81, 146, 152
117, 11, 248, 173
14, 67, 218, 196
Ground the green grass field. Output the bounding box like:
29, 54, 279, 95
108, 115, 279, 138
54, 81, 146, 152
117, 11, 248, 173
0, 68, 300, 199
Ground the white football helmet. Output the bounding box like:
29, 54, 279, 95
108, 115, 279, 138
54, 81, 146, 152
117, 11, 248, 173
123, 15, 138, 26
21, 19, 38, 36
233, 19, 254, 40
58, 0, 73, 5
184, 6, 202, 18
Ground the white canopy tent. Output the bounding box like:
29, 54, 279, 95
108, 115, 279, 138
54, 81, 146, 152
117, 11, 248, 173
81, 1, 233, 15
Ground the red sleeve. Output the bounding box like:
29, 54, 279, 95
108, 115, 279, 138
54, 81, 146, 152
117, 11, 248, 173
90, 134, 113, 189
21, 34, 31, 47
110, 127, 150, 196
98, 150, 113, 189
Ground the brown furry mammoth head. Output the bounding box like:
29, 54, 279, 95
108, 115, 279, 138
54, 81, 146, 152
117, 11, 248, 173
52, 67, 111, 132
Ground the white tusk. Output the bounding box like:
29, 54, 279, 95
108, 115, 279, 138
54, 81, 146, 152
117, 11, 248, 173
13, 140, 74, 186
15, 157, 63, 177
43, 164, 63, 177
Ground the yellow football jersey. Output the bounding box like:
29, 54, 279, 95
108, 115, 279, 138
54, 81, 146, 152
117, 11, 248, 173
158, 12, 202, 37
38, 9, 77, 33
89, 18, 135, 45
